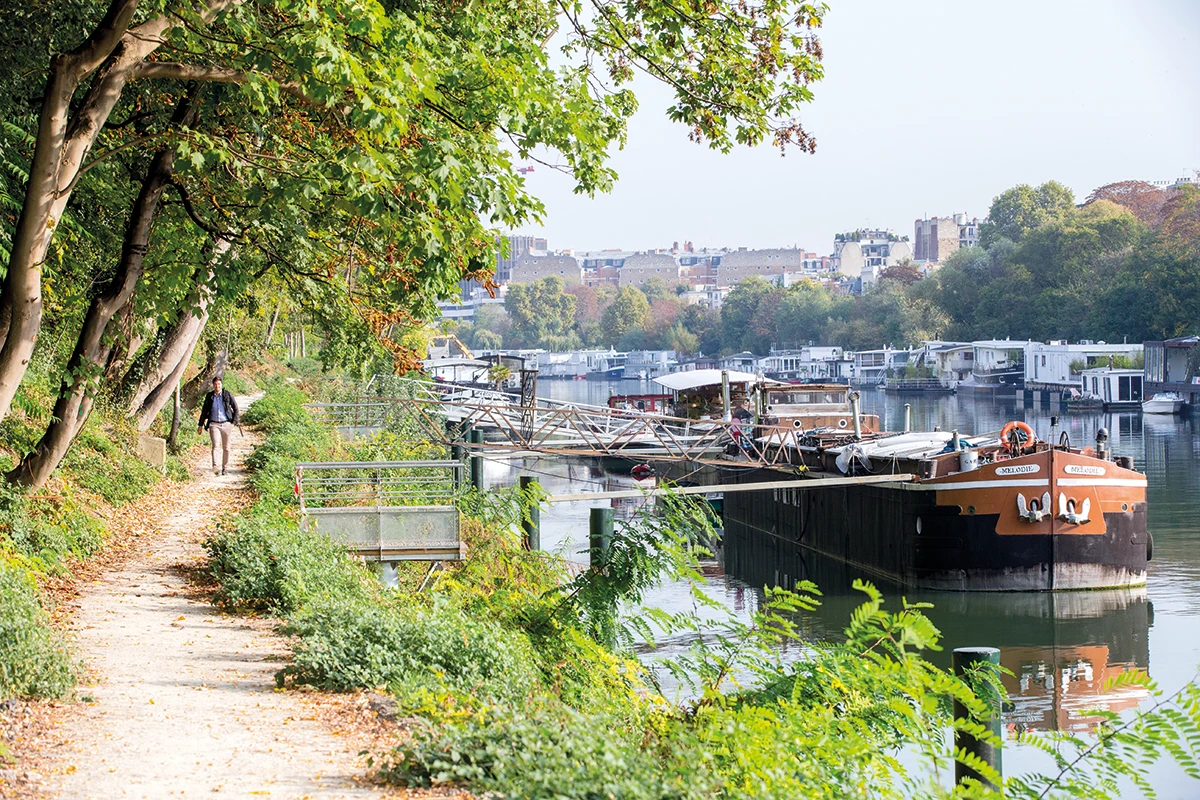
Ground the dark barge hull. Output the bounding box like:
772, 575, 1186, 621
723, 472, 1150, 592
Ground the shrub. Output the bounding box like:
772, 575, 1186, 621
244, 421, 337, 506
165, 454, 191, 481
241, 382, 310, 431
287, 356, 323, 379
0, 560, 74, 700
0, 485, 106, 570
64, 446, 159, 506
282, 597, 540, 701
220, 372, 256, 395
204, 509, 368, 614
380, 706, 714, 800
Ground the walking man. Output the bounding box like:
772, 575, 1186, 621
198, 376, 240, 475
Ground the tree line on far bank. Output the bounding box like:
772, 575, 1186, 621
452, 179, 1200, 355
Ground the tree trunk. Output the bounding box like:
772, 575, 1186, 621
299, 327, 306, 358
127, 234, 227, 431
181, 348, 227, 407
103, 297, 151, 384
8, 136, 179, 489
0, 1, 229, 425
264, 304, 280, 348
132, 319, 207, 431
167, 382, 181, 452
125, 256, 220, 418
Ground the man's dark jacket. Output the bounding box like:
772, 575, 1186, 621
198, 389, 240, 429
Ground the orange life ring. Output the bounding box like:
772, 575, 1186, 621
999, 420, 1036, 452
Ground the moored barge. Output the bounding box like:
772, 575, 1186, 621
723, 390, 1151, 592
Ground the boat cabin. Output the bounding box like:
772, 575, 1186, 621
422, 357, 490, 384
607, 393, 673, 414
1080, 368, 1143, 409
760, 383, 880, 432
652, 369, 759, 420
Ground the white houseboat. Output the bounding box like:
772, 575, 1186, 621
1080, 368, 1144, 410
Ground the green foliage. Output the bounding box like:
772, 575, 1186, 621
602, 286, 653, 344
721, 277, 776, 354
0, 485, 106, 573
204, 509, 368, 614
63, 442, 159, 507
219, 372, 256, 395
287, 357, 323, 379
380, 705, 714, 800
281, 596, 539, 701
556, 492, 720, 649
0, 560, 74, 700
505, 278, 578, 348
979, 181, 1077, 247
240, 383, 311, 431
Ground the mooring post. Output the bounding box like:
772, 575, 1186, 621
469, 428, 484, 490
850, 391, 863, 439
589, 507, 614, 569
904, 403, 911, 433
519, 475, 540, 550
720, 369, 731, 422
953, 646, 1003, 789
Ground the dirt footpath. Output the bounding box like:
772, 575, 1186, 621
34, 406, 388, 799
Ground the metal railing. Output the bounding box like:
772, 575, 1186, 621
295, 460, 464, 561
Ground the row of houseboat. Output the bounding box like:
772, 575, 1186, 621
449, 335, 1200, 413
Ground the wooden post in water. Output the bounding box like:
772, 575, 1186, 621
469, 428, 484, 490
720, 369, 731, 422
519, 475, 540, 550
953, 646, 1002, 789
589, 507, 613, 569
904, 403, 911, 433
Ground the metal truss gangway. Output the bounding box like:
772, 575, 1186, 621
310, 376, 803, 467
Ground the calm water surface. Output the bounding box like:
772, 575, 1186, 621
480, 379, 1200, 795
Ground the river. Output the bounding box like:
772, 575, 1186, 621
477, 378, 1200, 795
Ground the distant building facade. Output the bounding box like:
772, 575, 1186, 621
495, 234, 547, 283
913, 214, 978, 264
618, 253, 684, 288
717, 248, 809, 286
833, 229, 912, 284
508, 253, 583, 286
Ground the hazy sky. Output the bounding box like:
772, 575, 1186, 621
514, 0, 1200, 253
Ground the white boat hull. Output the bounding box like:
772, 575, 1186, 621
1142, 396, 1184, 414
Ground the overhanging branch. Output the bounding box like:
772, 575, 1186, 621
133, 61, 315, 105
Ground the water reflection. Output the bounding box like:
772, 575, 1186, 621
723, 524, 1152, 732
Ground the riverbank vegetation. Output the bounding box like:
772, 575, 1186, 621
0, 0, 835, 707
455, 179, 1200, 354
205, 381, 1200, 799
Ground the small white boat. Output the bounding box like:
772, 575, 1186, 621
1142, 392, 1185, 414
